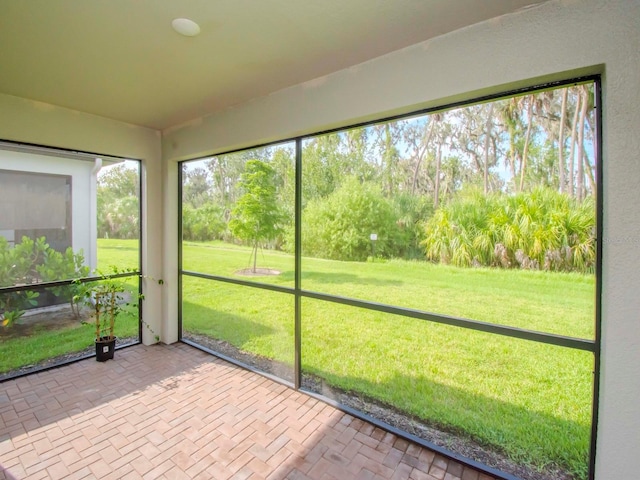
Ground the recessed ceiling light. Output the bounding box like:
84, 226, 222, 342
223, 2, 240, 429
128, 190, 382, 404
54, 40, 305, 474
172, 18, 200, 37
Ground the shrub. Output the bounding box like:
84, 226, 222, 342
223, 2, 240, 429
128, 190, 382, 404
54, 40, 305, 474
0, 236, 90, 326
98, 195, 139, 239
36, 246, 90, 317
296, 177, 401, 261
182, 203, 227, 242
423, 188, 595, 272
391, 193, 433, 259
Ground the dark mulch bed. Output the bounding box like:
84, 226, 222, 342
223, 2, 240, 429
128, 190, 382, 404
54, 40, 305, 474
235, 268, 281, 277
0, 336, 138, 382
184, 332, 575, 480
0, 303, 139, 382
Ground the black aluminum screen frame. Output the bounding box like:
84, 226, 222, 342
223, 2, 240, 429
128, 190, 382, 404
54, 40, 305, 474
177, 75, 603, 480
0, 145, 145, 377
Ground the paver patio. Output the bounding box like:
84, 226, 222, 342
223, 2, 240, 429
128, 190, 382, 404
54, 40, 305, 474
0, 343, 496, 479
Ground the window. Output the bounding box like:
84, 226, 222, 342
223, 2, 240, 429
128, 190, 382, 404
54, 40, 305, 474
181, 142, 296, 382
0, 144, 142, 378
180, 77, 600, 480
0, 170, 71, 251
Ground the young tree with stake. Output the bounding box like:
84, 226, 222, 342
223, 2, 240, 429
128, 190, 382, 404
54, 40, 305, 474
229, 160, 284, 273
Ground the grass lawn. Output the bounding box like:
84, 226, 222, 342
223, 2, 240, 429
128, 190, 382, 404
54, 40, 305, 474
0, 306, 139, 375
2, 239, 595, 477
183, 240, 594, 339
97, 238, 140, 272
182, 240, 595, 478
0, 240, 138, 374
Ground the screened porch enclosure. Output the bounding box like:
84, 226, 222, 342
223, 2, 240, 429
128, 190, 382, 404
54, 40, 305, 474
2, 1, 639, 479
179, 79, 600, 480
0, 150, 142, 376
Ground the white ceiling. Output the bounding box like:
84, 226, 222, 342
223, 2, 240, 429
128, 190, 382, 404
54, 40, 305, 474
0, 0, 543, 130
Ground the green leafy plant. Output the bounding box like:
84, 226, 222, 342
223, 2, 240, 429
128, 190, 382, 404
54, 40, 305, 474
83, 274, 127, 341
77, 267, 163, 343
36, 246, 91, 318
422, 187, 595, 272
294, 177, 402, 261
0, 291, 39, 327
0, 236, 49, 285
0, 236, 56, 327
229, 160, 285, 272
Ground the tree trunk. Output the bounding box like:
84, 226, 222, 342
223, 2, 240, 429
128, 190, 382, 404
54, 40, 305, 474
384, 124, 394, 197
568, 88, 581, 197
500, 100, 518, 183
483, 103, 494, 195
252, 241, 258, 273
518, 97, 534, 193
507, 143, 517, 181
576, 86, 589, 201
583, 149, 596, 195
434, 143, 442, 209
558, 88, 568, 193
411, 118, 436, 195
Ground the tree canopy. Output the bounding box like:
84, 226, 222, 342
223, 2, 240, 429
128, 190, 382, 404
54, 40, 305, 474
229, 160, 285, 272
100, 84, 597, 272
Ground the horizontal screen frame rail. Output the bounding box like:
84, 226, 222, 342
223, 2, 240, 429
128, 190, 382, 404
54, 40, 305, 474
0, 271, 141, 295
181, 270, 595, 352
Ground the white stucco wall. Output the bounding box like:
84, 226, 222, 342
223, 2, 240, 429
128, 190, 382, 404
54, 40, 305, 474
0, 93, 164, 346
161, 0, 640, 478
0, 149, 96, 268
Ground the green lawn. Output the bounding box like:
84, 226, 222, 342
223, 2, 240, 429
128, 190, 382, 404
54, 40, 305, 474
183, 240, 594, 338
97, 238, 140, 272
182, 240, 595, 478
0, 306, 139, 376
0, 239, 140, 375
2, 239, 595, 478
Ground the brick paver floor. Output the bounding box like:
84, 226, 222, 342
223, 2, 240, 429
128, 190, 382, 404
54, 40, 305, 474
0, 343, 497, 479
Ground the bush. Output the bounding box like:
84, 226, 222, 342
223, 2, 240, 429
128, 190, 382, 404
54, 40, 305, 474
423, 188, 595, 272
391, 193, 433, 259
295, 177, 401, 261
182, 203, 227, 242
98, 195, 139, 239
0, 236, 90, 326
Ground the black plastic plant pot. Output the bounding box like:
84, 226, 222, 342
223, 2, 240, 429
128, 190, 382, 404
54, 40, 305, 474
95, 337, 116, 362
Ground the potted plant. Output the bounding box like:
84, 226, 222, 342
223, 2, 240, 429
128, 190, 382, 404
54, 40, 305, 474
81, 272, 130, 362
73, 267, 164, 362
91, 280, 126, 361
76, 267, 161, 362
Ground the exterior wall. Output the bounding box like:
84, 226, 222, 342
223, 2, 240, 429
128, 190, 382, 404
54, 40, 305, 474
0, 149, 97, 269
161, 0, 640, 478
0, 93, 164, 346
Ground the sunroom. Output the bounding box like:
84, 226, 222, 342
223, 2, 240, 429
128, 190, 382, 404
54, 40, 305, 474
1, 1, 639, 479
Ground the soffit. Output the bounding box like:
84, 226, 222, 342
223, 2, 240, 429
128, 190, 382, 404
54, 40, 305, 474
0, 0, 544, 130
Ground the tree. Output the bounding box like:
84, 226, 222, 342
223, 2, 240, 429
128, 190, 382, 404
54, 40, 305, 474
483, 103, 494, 194
451, 104, 502, 193
270, 147, 295, 223
576, 85, 589, 201
98, 163, 138, 198
97, 163, 140, 239
229, 160, 284, 272
558, 88, 568, 193
298, 177, 401, 261
405, 115, 438, 195
182, 166, 212, 208
373, 123, 402, 197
